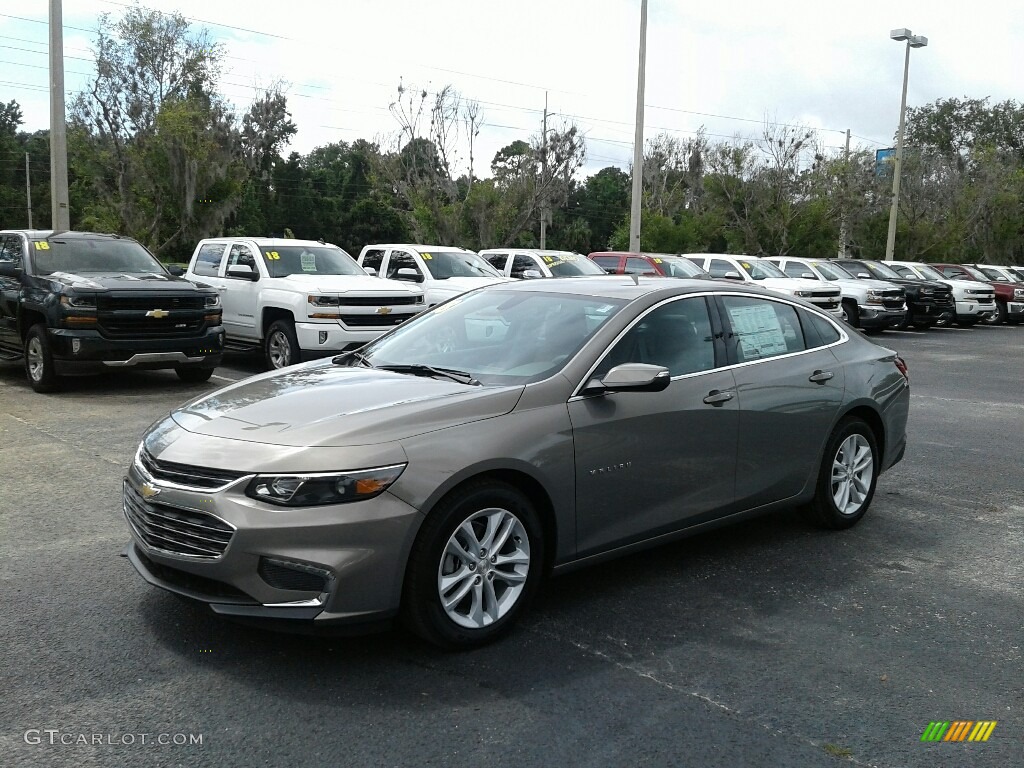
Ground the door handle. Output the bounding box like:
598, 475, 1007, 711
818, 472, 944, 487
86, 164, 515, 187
809, 370, 834, 384
702, 389, 734, 405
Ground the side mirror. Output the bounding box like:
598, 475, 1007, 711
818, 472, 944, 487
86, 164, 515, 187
363, 266, 378, 276
582, 363, 671, 396
0, 262, 22, 278
396, 267, 424, 283
167, 265, 185, 277
723, 271, 743, 280
857, 272, 871, 279
522, 269, 543, 279
227, 264, 259, 281
801, 272, 816, 279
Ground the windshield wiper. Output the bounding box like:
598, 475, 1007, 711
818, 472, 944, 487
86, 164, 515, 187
377, 364, 480, 386
332, 350, 374, 367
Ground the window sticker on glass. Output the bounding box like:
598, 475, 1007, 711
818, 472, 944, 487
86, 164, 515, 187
727, 304, 788, 359
263, 250, 280, 260
300, 251, 317, 272
741, 262, 752, 270
34, 241, 50, 250
543, 255, 554, 263
653, 258, 662, 263
421, 253, 433, 260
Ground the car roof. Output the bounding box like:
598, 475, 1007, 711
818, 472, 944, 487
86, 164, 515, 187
1, 229, 130, 241
203, 237, 340, 247
486, 275, 753, 301
367, 244, 474, 252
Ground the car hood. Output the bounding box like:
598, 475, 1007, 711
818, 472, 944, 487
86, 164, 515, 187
940, 278, 994, 291
46, 271, 207, 292
833, 277, 901, 291
170, 360, 524, 447
429, 276, 508, 291
758, 277, 835, 293
274, 273, 423, 295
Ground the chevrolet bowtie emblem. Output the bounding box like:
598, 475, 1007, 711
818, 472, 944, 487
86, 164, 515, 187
146, 309, 170, 319
140, 482, 161, 500
376, 306, 393, 315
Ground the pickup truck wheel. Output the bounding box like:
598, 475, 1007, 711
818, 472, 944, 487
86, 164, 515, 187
403, 481, 543, 649
803, 417, 878, 530
24, 324, 61, 393
264, 320, 300, 369
992, 301, 1008, 325
841, 300, 859, 328
175, 365, 215, 383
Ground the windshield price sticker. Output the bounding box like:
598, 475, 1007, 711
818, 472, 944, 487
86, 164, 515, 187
33, 241, 51, 250
263, 251, 281, 260
300, 252, 317, 272
653, 258, 662, 263
421, 253, 433, 260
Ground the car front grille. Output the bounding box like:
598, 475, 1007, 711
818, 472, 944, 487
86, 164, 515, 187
123, 482, 234, 559
340, 313, 415, 327
99, 316, 205, 337
139, 449, 247, 490
97, 296, 205, 311
339, 295, 421, 306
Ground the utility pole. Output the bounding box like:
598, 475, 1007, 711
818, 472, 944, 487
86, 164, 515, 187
49, 0, 71, 230
25, 152, 33, 229
628, 0, 648, 252
885, 35, 917, 261
540, 92, 548, 250
838, 128, 850, 258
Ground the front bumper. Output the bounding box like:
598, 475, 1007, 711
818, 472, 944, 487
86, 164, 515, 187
122, 456, 422, 628
49, 326, 224, 375
1007, 301, 1024, 316
858, 305, 906, 328
294, 318, 417, 353
955, 299, 995, 318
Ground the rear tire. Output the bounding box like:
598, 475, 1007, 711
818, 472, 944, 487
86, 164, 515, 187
264, 319, 300, 370
403, 481, 544, 649
804, 418, 879, 530
175, 365, 215, 383
24, 324, 61, 393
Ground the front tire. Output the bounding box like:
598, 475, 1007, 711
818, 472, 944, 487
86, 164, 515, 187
805, 418, 879, 530
175, 365, 215, 383
841, 300, 860, 328
264, 319, 300, 370
403, 481, 544, 649
24, 324, 61, 393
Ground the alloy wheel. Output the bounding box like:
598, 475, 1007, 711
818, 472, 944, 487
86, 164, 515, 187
831, 434, 874, 516
267, 330, 292, 368
437, 507, 530, 629
26, 336, 45, 381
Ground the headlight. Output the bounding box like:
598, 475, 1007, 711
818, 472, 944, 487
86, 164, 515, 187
204, 294, 221, 308
60, 295, 97, 309
1015, 289, 1024, 299
246, 464, 407, 507
308, 295, 341, 307
793, 290, 813, 297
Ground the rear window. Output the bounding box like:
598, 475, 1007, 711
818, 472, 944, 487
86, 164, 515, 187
29, 237, 164, 275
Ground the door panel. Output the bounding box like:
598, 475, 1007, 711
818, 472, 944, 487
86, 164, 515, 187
220, 243, 260, 338
0, 235, 25, 350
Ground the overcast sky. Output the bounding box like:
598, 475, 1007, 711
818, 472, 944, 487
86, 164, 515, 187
4, 0, 1023, 178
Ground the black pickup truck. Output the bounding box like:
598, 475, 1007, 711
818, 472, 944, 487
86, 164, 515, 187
834, 258, 955, 329
0, 230, 224, 392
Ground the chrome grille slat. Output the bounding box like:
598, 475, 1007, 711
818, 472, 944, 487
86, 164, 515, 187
123, 482, 233, 559
140, 449, 245, 490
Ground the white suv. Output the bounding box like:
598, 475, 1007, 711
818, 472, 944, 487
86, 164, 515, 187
766, 256, 907, 331
684, 254, 843, 317
479, 249, 606, 279
887, 260, 995, 327
357, 244, 507, 306
186, 238, 424, 369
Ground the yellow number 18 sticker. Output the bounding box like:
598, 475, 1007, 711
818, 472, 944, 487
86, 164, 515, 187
421, 253, 433, 260
33, 241, 50, 250
264, 251, 280, 260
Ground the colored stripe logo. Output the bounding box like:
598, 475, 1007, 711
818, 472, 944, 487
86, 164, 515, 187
920, 721, 997, 742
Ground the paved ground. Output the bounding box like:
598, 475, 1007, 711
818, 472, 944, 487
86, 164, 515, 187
1, 325, 1021, 767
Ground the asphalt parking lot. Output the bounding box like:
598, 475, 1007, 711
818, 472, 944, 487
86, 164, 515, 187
1, 325, 1021, 767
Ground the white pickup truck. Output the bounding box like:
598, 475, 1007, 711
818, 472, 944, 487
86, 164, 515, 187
185, 237, 424, 369
357, 244, 507, 306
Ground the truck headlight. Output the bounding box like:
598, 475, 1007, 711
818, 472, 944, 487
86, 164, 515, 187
308, 295, 341, 307
793, 290, 813, 297
864, 290, 885, 305
204, 294, 221, 308
246, 465, 407, 506
1015, 289, 1024, 300
60, 295, 97, 309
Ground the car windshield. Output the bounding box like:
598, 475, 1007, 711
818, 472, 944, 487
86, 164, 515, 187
977, 266, 1011, 282
356, 290, 626, 385
861, 261, 902, 280
911, 264, 944, 280
30, 237, 165, 275
419, 250, 502, 279
657, 256, 708, 278
259, 245, 363, 277
738, 259, 786, 280
543, 253, 606, 276
811, 261, 854, 280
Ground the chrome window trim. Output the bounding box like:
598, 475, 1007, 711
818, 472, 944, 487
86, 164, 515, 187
569, 290, 849, 399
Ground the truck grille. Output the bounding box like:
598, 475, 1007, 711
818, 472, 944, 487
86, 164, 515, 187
97, 296, 205, 311
99, 316, 205, 337
881, 290, 905, 309
340, 314, 415, 327
339, 295, 421, 306
138, 449, 246, 490
123, 481, 234, 559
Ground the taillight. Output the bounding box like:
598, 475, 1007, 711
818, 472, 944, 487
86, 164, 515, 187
894, 354, 909, 383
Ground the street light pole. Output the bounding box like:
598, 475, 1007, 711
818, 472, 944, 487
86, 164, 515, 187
884, 28, 927, 261
628, 0, 648, 253
49, 0, 71, 230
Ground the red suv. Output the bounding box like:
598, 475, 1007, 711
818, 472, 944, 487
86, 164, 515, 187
929, 263, 1024, 325
588, 252, 711, 279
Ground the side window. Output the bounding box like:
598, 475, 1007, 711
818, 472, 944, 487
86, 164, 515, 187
594, 297, 717, 378
801, 310, 842, 349
892, 266, 915, 278
510, 255, 536, 278
361, 248, 385, 274
0, 235, 22, 265
484, 253, 509, 271
193, 243, 226, 277
708, 259, 736, 278
783, 261, 813, 279
720, 296, 806, 362
225, 243, 257, 275
625, 257, 657, 275
591, 256, 620, 273
386, 251, 423, 281
684, 256, 706, 268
